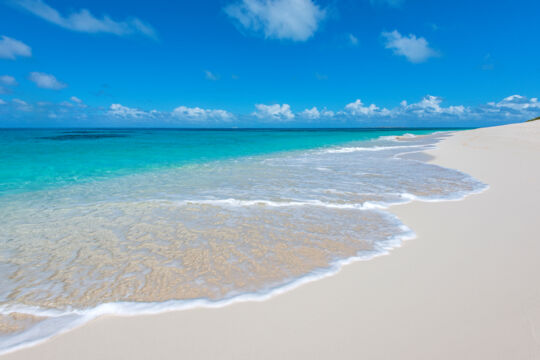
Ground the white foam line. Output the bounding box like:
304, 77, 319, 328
318, 144, 425, 154
173, 198, 388, 210
0, 223, 416, 356
375, 133, 417, 141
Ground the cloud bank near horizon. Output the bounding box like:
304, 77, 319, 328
1, 94, 538, 127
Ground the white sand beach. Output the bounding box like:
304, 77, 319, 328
3, 121, 540, 360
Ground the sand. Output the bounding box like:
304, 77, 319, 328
3, 121, 540, 359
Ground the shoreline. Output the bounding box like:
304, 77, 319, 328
3, 121, 540, 359
0, 131, 474, 356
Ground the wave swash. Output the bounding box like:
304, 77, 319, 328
0, 132, 486, 354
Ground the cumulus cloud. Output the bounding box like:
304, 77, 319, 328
108, 103, 150, 118
482, 95, 540, 118
398, 95, 466, 116
253, 103, 295, 120
321, 109, 335, 117
332, 96, 470, 122
301, 106, 320, 119
0, 35, 32, 59
487, 95, 540, 112
108, 104, 234, 122
345, 99, 390, 116
13, 0, 156, 38
337, 95, 539, 123
29, 72, 67, 90
172, 106, 234, 121
225, 0, 326, 41
2, 95, 537, 126
382, 30, 438, 63
300, 106, 335, 119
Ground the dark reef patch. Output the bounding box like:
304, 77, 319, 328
39, 134, 129, 140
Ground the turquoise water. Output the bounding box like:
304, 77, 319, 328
0, 128, 485, 354
0, 128, 444, 195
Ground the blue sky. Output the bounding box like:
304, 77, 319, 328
0, 0, 539, 127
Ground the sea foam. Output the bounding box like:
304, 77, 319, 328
0, 131, 487, 355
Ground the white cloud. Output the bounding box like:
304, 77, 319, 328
487, 95, 540, 112
0, 76, 17, 94
253, 103, 295, 120
301, 106, 320, 119
482, 95, 540, 119
321, 109, 335, 117
300, 106, 335, 119
0, 35, 32, 59
108, 104, 234, 122
1, 94, 537, 126
225, 0, 326, 41
399, 95, 466, 116
12, 98, 32, 111
345, 99, 390, 116
348, 33, 358, 46
0, 75, 18, 86
382, 30, 437, 63
61, 97, 87, 108
101, 95, 539, 125
13, 0, 156, 38
69, 96, 88, 108
172, 106, 234, 121
108, 103, 149, 118
29, 72, 67, 90
338, 96, 473, 121
205, 70, 219, 81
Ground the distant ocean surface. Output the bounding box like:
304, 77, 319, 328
0, 129, 486, 354
0, 128, 448, 196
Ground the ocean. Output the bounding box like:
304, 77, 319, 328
0, 128, 486, 354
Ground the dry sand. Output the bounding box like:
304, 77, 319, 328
3, 121, 540, 359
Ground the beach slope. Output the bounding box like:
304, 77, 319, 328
4, 121, 540, 359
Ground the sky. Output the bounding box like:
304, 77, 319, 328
0, 0, 539, 128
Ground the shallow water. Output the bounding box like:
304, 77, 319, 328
0, 129, 485, 354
